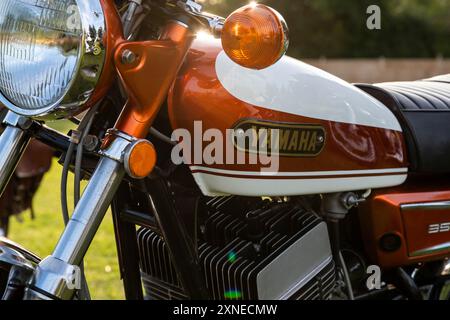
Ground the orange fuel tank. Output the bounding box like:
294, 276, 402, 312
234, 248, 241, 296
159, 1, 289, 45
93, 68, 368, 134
168, 39, 408, 197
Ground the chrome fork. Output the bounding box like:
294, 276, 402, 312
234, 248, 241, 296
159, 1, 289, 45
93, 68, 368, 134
0, 111, 33, 196
24, 131, 136, 300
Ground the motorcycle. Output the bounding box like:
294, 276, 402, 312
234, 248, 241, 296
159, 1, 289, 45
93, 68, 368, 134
0, 0, 449, 300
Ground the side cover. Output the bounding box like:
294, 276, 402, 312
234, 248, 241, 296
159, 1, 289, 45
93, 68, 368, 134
359, 181, 450, 268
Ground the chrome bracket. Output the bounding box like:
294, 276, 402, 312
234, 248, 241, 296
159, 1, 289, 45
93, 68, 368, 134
98, 129, 137, 163
177, 0, 203, 13
176, 0, 224, 37
200, 13, 224, 37
99, 129, 154, 179
25, 256, 77, 300
2, 111, 32, 130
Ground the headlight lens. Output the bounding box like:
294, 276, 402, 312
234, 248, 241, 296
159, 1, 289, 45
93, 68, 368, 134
0, 0, 82, 111
0, 0, 112, 119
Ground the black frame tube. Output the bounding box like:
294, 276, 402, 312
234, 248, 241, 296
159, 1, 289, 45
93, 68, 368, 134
111, 183, 144, 300
144, 178, 209, 299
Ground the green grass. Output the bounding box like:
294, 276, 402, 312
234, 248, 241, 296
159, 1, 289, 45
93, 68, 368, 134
8, 121, 125, 300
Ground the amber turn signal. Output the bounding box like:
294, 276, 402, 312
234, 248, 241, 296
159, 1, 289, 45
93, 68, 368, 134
221, 3, 289, 70
125, 140, 157, 179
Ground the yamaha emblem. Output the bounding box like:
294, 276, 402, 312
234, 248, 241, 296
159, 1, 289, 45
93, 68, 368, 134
232, 119, 326, 157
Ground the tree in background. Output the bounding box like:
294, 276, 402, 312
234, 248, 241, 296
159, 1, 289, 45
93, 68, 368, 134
198, 0, 450, 59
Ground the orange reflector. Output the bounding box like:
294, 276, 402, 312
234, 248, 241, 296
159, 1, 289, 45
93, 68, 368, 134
125, 140, 157, 179
221, 3, 289, 70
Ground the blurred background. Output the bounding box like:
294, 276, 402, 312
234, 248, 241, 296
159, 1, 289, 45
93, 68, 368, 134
200, 0, 450, 82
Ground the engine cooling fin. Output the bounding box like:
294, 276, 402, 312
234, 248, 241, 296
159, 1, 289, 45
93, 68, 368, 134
137, 197, 336, 300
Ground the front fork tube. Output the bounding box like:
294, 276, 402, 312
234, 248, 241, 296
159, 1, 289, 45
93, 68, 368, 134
0, 112, 32, 196
24, 133, 131, 300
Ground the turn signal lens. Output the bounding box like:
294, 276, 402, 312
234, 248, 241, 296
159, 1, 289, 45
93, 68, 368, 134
125, 140, 157, 179
221, 3, 289, 70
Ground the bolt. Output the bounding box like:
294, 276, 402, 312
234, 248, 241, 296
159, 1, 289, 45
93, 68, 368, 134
121, 49, 137, 64
83, 135, 99, 152
92, 42, 102, 56
344, 193, 366, 208
17, 117, 33, 130
317, 135, 324, 143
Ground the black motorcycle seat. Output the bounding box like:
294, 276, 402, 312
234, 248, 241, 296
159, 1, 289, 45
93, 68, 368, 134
356, 74, 450, 173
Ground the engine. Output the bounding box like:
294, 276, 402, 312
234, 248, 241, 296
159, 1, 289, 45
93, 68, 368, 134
137, 197, 336, 300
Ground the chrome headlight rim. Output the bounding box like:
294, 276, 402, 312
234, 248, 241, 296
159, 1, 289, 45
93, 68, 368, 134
0, 0, 107, 120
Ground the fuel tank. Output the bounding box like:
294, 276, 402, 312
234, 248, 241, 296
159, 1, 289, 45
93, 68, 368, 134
168, 39, 408, 197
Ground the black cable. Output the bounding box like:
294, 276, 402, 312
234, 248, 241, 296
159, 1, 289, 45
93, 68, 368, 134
329, 219, 355, 300
149, 127, 176, 145
61, 141, 76, 225
74, 105, 99, 205
339, 251, 355, 300
61, 106, 97, 223
61, 133, 91, 300
393, 268, 423, 300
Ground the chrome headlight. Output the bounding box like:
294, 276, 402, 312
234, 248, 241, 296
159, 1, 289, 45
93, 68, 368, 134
0, 0, 108, 119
